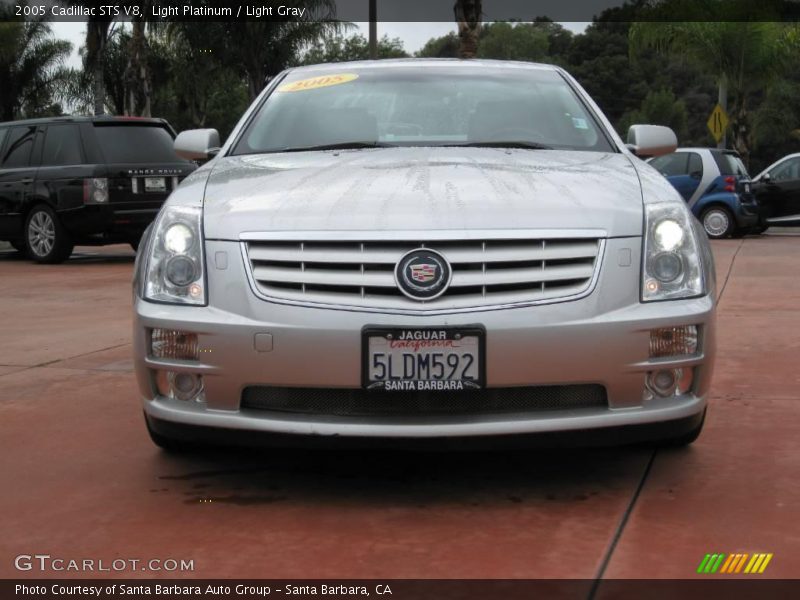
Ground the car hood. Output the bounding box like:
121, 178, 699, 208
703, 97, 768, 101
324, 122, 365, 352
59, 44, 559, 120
201, 147, 643, 239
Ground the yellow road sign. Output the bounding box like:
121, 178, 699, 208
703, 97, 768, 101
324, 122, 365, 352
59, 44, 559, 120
707, 104, 729, 143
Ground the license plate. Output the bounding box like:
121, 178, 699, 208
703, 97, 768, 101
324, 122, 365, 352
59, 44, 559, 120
363, 327, 485, 391
144, 177, 166, 192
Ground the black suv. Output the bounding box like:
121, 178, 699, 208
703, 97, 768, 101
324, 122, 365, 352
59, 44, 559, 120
0, 116, 195, 263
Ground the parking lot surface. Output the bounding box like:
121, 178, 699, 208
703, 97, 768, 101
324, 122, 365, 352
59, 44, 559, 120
0, 234, 798, 580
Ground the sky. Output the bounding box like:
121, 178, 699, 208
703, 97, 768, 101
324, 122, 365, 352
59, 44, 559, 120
52, 21, 590, 69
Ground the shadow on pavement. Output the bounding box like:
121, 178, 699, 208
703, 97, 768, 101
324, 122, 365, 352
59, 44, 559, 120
150, 444, 656, 508
0, 248, 135, 264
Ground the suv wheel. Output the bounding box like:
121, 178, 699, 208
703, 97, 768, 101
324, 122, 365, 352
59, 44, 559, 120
25, 205, 74, 264
701, 207, 734, 239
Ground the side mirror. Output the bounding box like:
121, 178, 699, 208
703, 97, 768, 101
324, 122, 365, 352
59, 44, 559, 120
626, 125, 678, 158
174, 129, 221, 161
761, 172, 772, 183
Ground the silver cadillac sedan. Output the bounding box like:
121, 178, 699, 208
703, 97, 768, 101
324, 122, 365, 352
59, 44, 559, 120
132, 60, 716, 450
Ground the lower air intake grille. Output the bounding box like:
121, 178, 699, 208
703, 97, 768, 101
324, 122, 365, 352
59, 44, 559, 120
240, 385, 607, 417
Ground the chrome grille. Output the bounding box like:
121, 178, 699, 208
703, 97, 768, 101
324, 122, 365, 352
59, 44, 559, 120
243, 232, 603, 312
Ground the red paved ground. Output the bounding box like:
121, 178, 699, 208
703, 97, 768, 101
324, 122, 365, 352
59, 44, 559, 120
0, 238, 797, 581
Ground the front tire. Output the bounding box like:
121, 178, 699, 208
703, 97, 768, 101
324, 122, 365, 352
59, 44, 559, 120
25, 205, 74, 263
701, 207, 735, 239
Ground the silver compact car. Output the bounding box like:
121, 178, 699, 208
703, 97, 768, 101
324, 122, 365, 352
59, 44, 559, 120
132, 60, 716, 450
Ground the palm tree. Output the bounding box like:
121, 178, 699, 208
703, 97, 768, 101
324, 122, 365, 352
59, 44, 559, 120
167, 2, 344, 103
125, 2, 163, 116
219, 1, 343, 101
0, 16, 72, 120
629, 21, 799, 163
66, 1, 121, 115
454, 0, 482, 59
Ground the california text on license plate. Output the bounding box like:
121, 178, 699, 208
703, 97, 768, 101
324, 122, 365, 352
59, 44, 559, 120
363, 327, 485, 391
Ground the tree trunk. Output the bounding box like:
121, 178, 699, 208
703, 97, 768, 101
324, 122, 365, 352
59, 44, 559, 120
454, 0, 482, 59
93, 53, 105, 116
717, 79, 727, 149
731, 100, 751, 168
369, 0, 377, 60
87, 20, 111, 116
125, 20, 152, 117
247, 62, 267, 101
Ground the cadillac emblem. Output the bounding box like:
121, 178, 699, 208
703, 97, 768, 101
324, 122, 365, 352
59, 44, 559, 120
395, 249, 451, 301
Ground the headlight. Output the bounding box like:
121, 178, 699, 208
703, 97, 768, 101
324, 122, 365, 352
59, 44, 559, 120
144, 205, 206, 305
642, 203, 704, 301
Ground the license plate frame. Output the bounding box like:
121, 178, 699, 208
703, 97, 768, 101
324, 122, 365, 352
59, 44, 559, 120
362, 326, 486, 391
143, 176, 166, 192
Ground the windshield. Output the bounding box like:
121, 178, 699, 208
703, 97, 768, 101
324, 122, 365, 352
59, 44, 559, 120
233, 65, 614, 154
94, 124, 183, 164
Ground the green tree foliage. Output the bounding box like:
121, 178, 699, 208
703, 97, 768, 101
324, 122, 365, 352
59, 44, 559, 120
752, 76, 800, 172
61, 27, 129, 116
208, 1, 344, 100
416, 32, 460, 58
567, 21, 649, 127
300, 33, 408, 64
418, 21, 573, 63
630, 20, 800, 163
476, 22, 549, 62
619, 89, 689, 142
0, 9, 72, 121
150, 25, 248, 140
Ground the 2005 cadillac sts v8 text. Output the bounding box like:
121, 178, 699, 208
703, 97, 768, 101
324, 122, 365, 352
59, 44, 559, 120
132, 60, 716, 450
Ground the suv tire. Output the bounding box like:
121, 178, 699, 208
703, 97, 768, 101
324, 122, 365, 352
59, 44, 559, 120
25, 205, 74, 264
701, 206, 735, 239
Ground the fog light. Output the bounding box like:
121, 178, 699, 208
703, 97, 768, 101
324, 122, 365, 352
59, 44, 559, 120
151, 329, 198, 360
647, 368, 681, 397
650, 325, 698, 358
155, 370, 204, 401
170, 372, 202, 401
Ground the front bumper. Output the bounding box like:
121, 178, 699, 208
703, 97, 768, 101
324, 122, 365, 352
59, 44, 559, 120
133, 238, 715, 441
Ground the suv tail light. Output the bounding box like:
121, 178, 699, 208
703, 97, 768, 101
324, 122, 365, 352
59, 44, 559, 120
83, 178, 109, 204
724, 176, 736, 192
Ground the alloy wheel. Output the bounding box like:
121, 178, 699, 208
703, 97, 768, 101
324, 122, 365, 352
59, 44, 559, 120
28, 210, 56, 257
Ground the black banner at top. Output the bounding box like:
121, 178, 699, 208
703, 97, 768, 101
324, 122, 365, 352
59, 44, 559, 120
1, 0, 800, 23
